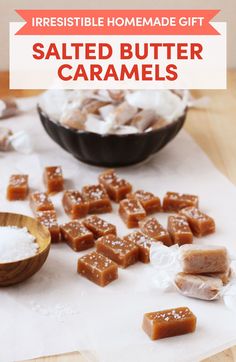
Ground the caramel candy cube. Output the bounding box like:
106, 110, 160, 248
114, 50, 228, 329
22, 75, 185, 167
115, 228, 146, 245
142, 307, 196, 340
83, 215, 116, 239
44, 166, 64, 194
127, 190, 161, 214
37, 210, 61, 243
7, 174, 28, 200
163, 192, 198, 212
179, 207, 215, 237
175, 272, 223, 300
82, 184, 112, 214
60, 221, 94, 251
77, 251, 118, 287
30, 191, 54, 215
123, 231, 156, 263
139, 217, 172, 246
180, 245, 229, 274
205, 268, 231, 285
62, 190, 89, 219
96, 234, 139, 268
119, 199, 146, 228
99, 169, 132, 202
168, 215, 193, 245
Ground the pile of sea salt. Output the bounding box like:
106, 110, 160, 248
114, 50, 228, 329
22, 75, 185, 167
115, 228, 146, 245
0, 226, 38, 263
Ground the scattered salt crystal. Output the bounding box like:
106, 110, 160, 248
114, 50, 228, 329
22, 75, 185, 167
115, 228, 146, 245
0, 226, 38, 263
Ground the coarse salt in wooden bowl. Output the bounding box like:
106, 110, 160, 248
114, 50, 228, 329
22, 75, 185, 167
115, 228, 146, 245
0, 212, 51, 287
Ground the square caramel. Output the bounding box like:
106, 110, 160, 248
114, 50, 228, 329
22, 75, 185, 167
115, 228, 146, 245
83, 215, 116, 239
7, 174, 29, 201
139, 217, 172, 246
30, 191, 54, 215
60, 220, 94, 251
167, 215, 193, 245
119, 198, 146, 228
82, 184, 112, 214
62, 190, 89, 219
179, 207, 215, 237
44, 166, 64, 194
174, 272, 223, 300
180, 245, 229, 274
123, 231, 156, 263
127, 190, 161, 214
163, 192, 199, 212
142, 307, 197, 340
99, 169, 132, 202
96, 234, 139, 268
37, 210, 61, 243
77, 251, 118, 287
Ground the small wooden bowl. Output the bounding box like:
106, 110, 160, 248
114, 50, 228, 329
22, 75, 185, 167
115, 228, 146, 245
0, 212, 51, 287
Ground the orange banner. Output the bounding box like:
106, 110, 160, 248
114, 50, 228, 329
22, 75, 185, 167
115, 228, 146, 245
15, 9, 220, 36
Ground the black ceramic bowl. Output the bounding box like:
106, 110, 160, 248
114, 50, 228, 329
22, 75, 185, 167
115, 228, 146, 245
38, 106, 186, 167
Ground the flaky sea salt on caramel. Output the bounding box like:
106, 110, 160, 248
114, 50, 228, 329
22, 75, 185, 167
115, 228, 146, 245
140, 217, 172, 246
99, 169, 132, 202
7, 174, 29, 201
163, 192, 198, 212
37, 210, 61, 243
96, 234, 139, 268
62, 190, 89, 219
127, 190, 161, 214
44, 166, 64, 194
83, 215, 116, 239
142, 307, 197, 340
60, 221, 94, 251
77, 251, 118, 287
123, 231, 156, 263
168, 215, 193, 245
180, 245, 229, 274
179, 207, 215, 237
30, 191, 54, 215
119, 198, 146, 228
82, 184, 112, 214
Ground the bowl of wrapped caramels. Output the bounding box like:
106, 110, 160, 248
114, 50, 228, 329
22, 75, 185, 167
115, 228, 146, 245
38, 89, 187, 166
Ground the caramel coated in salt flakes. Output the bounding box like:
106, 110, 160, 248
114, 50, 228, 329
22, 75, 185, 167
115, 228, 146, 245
62, 190, 89, 219
163, 192, 198, 212
83, 215, 116, 239
123, 231, 156, 263
179, 207, 215, 237
44, 166, 64, 194
30, 191, 54, 215
127, 189, 161, 214
77, 251, 118, 287
82, 184, 112, 214
168, 215, 193, 245
143, 307, 196, 340
119, 198, 146, 228
99, 169, 132, 202
96, 234, 139, 268
60, 220, 94, 251
7, 174, 28, 201
139, 217, 172, 246
37, 210, 60, 243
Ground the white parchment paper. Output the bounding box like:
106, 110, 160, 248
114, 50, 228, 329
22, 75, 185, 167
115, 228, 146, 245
0, 97, 236, 362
